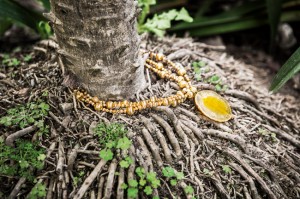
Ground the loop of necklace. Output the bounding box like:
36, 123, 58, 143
74, 52, 198, 115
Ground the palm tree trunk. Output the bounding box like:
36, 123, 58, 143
47, 0, 146, 100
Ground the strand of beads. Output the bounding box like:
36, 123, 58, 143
74, 52, 198, 115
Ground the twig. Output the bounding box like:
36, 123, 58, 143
230, 162, 261, 199
141, 128, 163, 167
67, 144, 80, 171
154, 107, 190, 150
116, 168, 125, 199
103, 159, 117, 199
141, 116, 172, 163
74, 159, 106, 199
222, 148, 277, 199
263, 125, 300, 149
136, 136, 154, 172
151, 113, 182, 158
8, 177, 27, 199
6, 125, 38, 146
96, 176, 105, 199
225, 90, 261, 110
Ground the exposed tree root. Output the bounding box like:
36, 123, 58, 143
103, 159, 117, 199
5, 125, 37, 146
74, 159, 106, 199
151, 113, 182, 158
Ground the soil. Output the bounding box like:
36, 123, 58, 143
0, 34, 299, 199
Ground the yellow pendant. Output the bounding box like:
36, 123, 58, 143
195, 90, 232, 122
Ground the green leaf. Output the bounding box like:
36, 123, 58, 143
128, 179, 138, 188
116, 137, 132, 150
170, 179, 177, 186
222, 165, 232, 174
135, 167, 145, 178
37, 0, 51, 11
121, 183, 128, 189
270, 46, 300, 92
120, 160, 130, 168
127, 188, 138, 198
139, 178, 147, 186
162, 167, 176, 178
144, 186, 153, 195
175, 8, 193, 23
99, 149, 113, 161
19, 160, 29, 169
175, 172, 184, 180
184, 185, 194, 195
37, 154, 46, 161
266, 0, 283, 50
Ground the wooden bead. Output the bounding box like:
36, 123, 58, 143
178, 69, 186, 76
156, 53, 164, 61
94, 103, 102, 111
162, 99, 169, 106
171, 100, 177, 107
190, 86, 197, 93
186, 91, 194, 99
140, 101, 147, 108
178, 81, 188, 88
92, 96, 99, 103
106, 101, 113, 109
126, 107, 134, 115
156, 62, 163, 70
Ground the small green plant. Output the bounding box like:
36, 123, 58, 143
121, 167, 160, 198
37, 21, 52, 39
184, 185, 194, 195
73, 170, 85, 186
222, 165, 232, 174
2, 54, 20, 67
28, 182, 47, 199
258, 128, 278, 142
94, 122, 127, 148
23, 54, 33, 62
0, 137, 46, 181
162, 166, 184, 186
203, 168, 214, 176
137, 0, 193, 37
0, 101, 49, 135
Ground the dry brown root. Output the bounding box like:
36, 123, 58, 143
56, 141, 65, 181
103, 159, 117, 199
222, 148, 277, 199
74, 159, 106, 199
96, 176, 105, 199
210, 176, 230, 199
180, 119, 204, 140
8, 177, 27, 199
154, 107, 190, 149
141, 116, 172, 163
230, 162, 261, 199
244, 155, 288, 198
5, 125, 37, 146
136, 136, 154, 172
116, 167, 125, 199
225, 89, 261, 110
141, 128, 163, 167
191, 126, 265, 156
180, 121, 199, 144
46, 178, 55, 199
90, 190, 96, 199
67, 144, 80, 171
177, 107, 232, 133
151, 113, 182, 158
263, 125, 300, 149
243, 187, 252, 199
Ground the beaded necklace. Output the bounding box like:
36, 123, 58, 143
74, 52, 232, 122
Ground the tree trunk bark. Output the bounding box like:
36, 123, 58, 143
47, 0, 146, 100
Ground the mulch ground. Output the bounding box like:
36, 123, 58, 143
0, 35, 299, 199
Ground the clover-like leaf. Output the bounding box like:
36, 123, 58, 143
175, 8, 193, 23
99, 149, 113, 161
